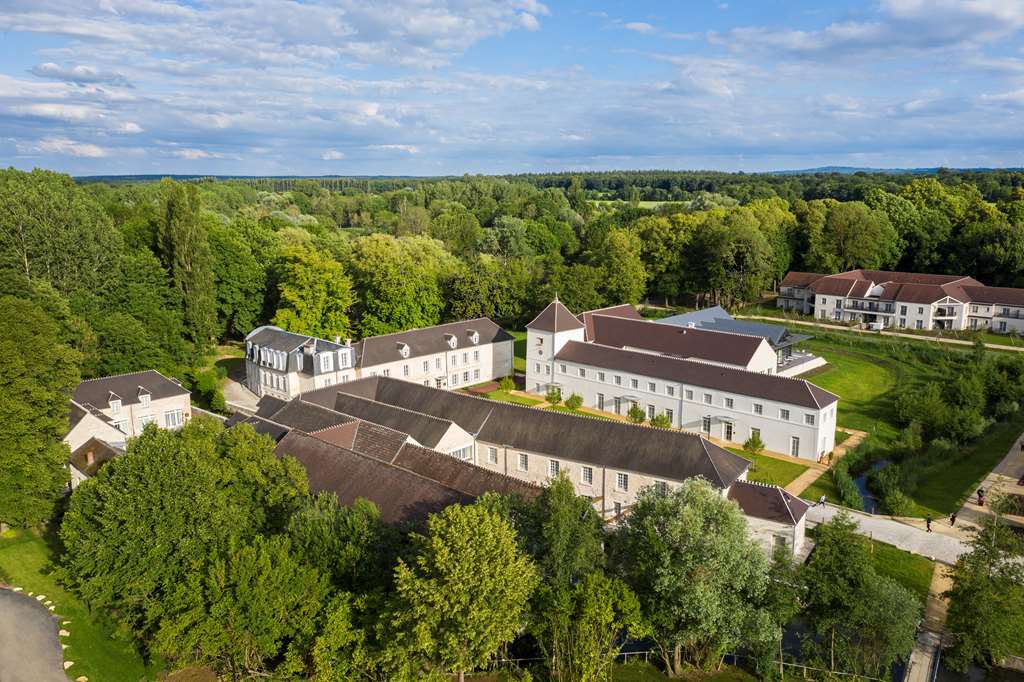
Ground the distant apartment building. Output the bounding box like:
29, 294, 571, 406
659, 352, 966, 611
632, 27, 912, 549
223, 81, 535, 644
244, 318, 514, 400
779, 269, 1024, 334
525, 300, 838, 461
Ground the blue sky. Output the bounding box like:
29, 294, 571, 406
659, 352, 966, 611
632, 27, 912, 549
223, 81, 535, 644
1, 0, 1023, 175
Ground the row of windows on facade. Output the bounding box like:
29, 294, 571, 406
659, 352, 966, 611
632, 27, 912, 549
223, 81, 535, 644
112, 409, 184, 434
482, 445, 666, 494
541, 363, 819, 425
109, 395, 149, 413
370, 367, 482, 386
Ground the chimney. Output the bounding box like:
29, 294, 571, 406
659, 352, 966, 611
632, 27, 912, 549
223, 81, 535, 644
86, 449, 95, 466
344, 338, 352, 347
334, 335, 341, 344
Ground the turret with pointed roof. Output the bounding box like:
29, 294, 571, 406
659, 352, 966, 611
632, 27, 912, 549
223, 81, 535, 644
527, 298, 586, 333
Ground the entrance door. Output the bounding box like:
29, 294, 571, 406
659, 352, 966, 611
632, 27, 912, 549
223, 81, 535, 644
614, 397, 621, 415
724, 422, 734, 441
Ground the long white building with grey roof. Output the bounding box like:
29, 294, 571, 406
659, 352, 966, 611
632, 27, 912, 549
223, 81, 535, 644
244, 318, 514, 401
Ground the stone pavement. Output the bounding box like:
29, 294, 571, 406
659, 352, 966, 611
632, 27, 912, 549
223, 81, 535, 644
806, 504, 968, 564
956, 432, 1024, 529
0, 590, 67, 682
905, 564, 953, 682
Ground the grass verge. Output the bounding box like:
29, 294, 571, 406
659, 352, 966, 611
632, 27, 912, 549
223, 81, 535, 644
727, 448, 810, 487
0, 527, 163, 681
869, 539, 935, 605
484, 389, 542, 407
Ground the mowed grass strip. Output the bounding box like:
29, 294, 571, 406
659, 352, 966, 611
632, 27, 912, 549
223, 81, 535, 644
869, 539, 935, 605
0, 528, 163, 682
727, 448, 809, 488
510, 330, 526, 373
483, 389, 542, 406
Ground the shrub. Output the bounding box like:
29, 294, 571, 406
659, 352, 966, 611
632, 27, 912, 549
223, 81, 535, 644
831, 462, 864, 511
499, 376, 515, 393
743, 431, 765, 456
626, 403, 646, 424
650, 413, 672, 429
564, 393, 583, 410
545, 387, 562, 405
883, 490, 913, 517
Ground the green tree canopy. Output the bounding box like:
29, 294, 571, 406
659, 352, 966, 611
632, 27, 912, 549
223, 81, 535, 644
272, 245, 354, 339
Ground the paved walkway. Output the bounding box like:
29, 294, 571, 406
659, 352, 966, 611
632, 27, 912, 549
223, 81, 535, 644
0, 589, 67, 682
955, 432, 1024, 530
906, 564, 953, 682
806, 504, 968, 564
737, 315, 1024, 353
784, 427, 866, 496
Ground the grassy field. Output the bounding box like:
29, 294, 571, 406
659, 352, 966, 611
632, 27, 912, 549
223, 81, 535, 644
727, 448, 810, 487
870, 539, 935, 605
0, 528, 163, 682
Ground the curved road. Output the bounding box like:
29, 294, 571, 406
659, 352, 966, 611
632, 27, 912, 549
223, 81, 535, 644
0, 590, 66, 682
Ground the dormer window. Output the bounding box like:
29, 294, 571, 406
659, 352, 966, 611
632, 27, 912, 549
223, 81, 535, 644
109, 398, 122, 414
320, 352, 334, 373
467, 330, 480, 345
397, 342, 410, 359
138, 388, 151, 408
445, 334, 458, 349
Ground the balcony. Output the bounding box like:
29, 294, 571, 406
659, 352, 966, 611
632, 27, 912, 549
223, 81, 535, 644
995, 310, 1024, 320
934, 308, 958, 318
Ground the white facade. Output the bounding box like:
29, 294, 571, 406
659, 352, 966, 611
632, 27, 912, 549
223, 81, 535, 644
361, 341, 513, 391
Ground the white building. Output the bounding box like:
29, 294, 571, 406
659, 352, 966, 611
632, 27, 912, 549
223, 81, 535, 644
244, 318, 515, 400
526, 300, 838, 461
778, 269, 1024, 334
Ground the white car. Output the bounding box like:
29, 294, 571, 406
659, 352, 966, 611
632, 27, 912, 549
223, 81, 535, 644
866, 322, 885, 331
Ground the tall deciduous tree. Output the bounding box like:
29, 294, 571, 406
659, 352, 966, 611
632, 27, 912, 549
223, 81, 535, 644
611, 479, 774, 675
0, 297, 79, 527
209, 223, 265, 337
272, 246, 354, 339
598, 228, 647, 304
157, 179, 218, 346
386, 503, 538, 681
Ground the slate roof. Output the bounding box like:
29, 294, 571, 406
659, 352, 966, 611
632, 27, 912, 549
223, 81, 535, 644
320, 377, 751, 488
224, 413, 292, 443
728, 480, 809, 525
332, 392, 456, 449
579, 304, 642, 339
263, 398, 355, 433
245, 325, 344, 353
350, 421, 410, 462
657, 309, 805, 348
554, 341, 838, 410
274, 431, 472, 524
73, 370, 188, 410
68, 401, 89, 431
527, 299, 586, 333
588, 314, 767, 367
392, 443, 541, 499
68, 437, 124, 477
355, 318, 512, 368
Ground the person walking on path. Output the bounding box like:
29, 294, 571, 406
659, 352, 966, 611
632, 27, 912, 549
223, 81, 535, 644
926, 514, 933, 533
817, 494, 827, 508
977, 488, 985, 507
950, 512, 957, 527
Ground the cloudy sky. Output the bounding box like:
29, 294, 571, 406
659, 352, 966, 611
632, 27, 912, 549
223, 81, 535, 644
2, 0, 1023, 175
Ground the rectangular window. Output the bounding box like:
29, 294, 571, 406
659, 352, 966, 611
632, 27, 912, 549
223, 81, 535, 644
535, 363, 541, 373
474, 369, 480, 380
140, 394, 150, 408
724, 397, 734, 409
685, 389, 693, 400
463, 371, 470, 383
665, 408, 673, 424
753, 403, 763, 415
597, 393, 605, 410
900, 305, 907, 315
648, 381, 656, 392
702, 416, 711, 433
630, 378, 639, 389
450, 446, 473, 461
423, 360, 429, 372
780, 408, 790, 421
654, 481, 668, 495
451, 373, 458, 386
899, 318, 907, 329
647, 404, 655, 419
382, 368, 390, 377
999, 321, 1008, 332
462, 352, 468, 364
560, 364, 567, 374
614, 502, 622, 517
320, 353, 334, 373
549, 459, 560, 477
703, 393, 712, 405
918, 307, 924, 314
518, 453, 529, 471
581, 466, 594, 485
436, 357, 442, 369
139, 414, 155, 427
751, 427, 760, 442
487, 447, 498, 464
403, 364, 409, 377
805, 413, 815, 426
614, 397, 621, 415
578, 367, 586, 377
598, 371, 606, 382
164, 409, 184, 428
615, 375, 622, 386
110, 399, 121, 414
616, 472, 629, 491
473, 350, 479, 362
790, 436, 800, 457
916, 320, 923, 329
667, 386, 675, 397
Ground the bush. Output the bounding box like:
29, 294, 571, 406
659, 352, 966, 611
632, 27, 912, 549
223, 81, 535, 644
626, 403, 646, 424
564, 393, 583, 410
883, 490, 913, 516
831, 462, 864, 511
743, 431, 765, 456
545, 387, 562, 405
499, 376, 515, 393
650, 412, 672, 429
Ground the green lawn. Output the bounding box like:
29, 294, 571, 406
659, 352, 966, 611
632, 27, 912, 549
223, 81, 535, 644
546, 404, 617, 420
870, 539, 935, 605
727, 448, 810, 487
510, 330, 526, 373
835, 430, 851, 445
0, 528, 164, 682
483, 389, 542, 407
799, 472, 843, 506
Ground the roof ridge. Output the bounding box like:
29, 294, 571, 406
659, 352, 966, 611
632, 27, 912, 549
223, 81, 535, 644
359, 317, 494, 342
77, 369, 166, 383
335, 391, 456, 427
396, 442, 545, 491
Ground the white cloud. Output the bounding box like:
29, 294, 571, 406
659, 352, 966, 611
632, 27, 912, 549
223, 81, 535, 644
519, 12, 540, 31
30, 62, 130, 86
321, 149, 346, 160
117, 121, 143, 133
171, 148, 220, 159
23, 137, 109, 157
10, 102, 101, 121
624, 22, 655, 34
366, 144, 419, 154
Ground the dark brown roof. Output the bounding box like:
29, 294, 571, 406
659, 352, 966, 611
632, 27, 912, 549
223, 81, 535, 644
224, 413, 292, 442
68, 401, 89, 431
275, 431, 472, 524
393, 443, 541, 499
579, 304, 642, 339
877, 283, 953, 304
324, 377, 751, 488
332, 392, 456, 448
265, 398, 355, 433
68, 437, 123, 477
858, 270, 978, 286
73, 370, 188, 410
780, 271, 828, 288
527, 299, 586, 333
555, 341, 838, 410
588, 314, 765, 367
355, 318, 512, 368
809, 277, 858, 296
728, 480, 809, 525
350, 421, 410, 462
962, 285, 1024, 307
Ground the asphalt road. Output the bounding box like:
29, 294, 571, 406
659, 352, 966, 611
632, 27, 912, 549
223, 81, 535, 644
0, 590, 66, 682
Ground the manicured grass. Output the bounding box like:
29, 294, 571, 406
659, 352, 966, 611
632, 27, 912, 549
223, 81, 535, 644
909, 408, 1024, 516
870, 539, 935, 605
800, 470, 843, 505
484, 389, 542, 407
727, 448, 810, 487
510, 330, 526, 373
0, 528, 164, 682
546, 404, 617, 420
835, 430, 851, 445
